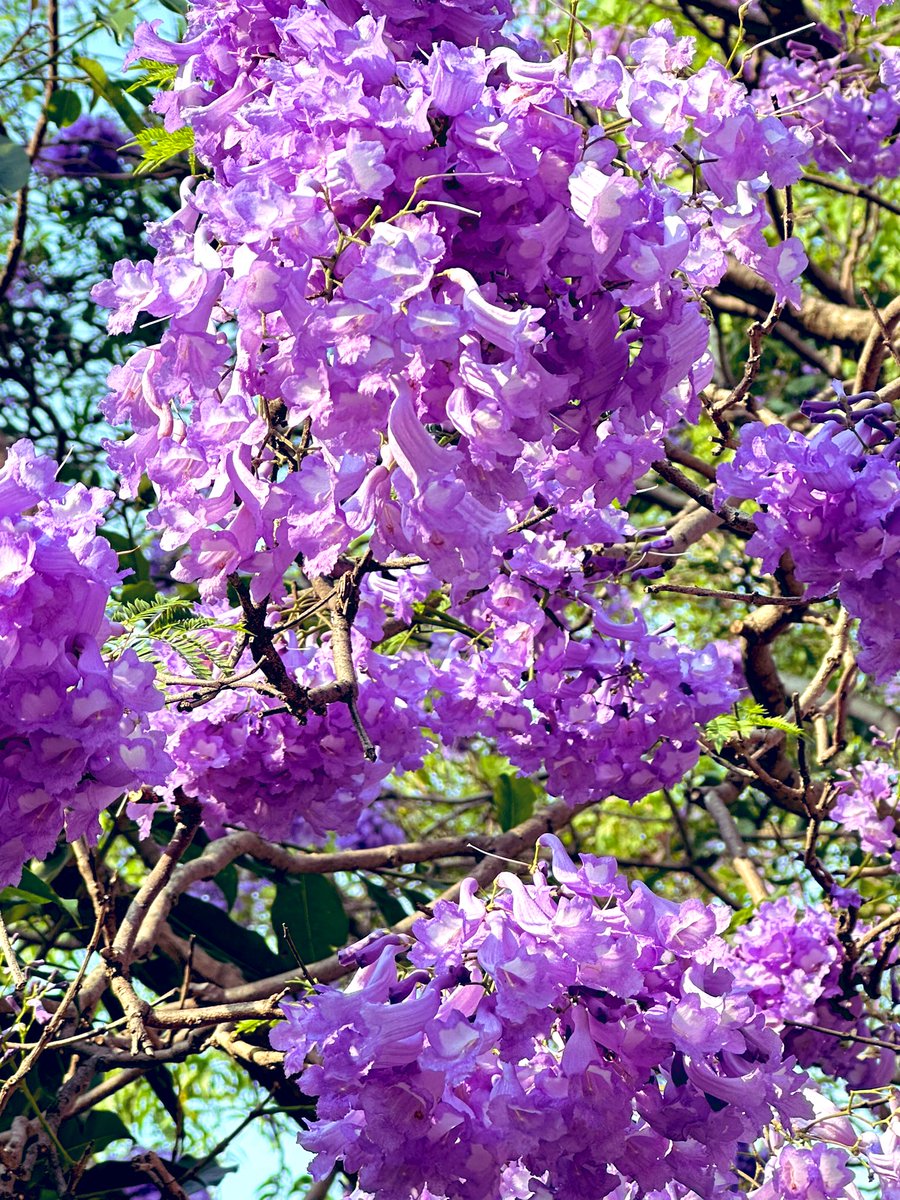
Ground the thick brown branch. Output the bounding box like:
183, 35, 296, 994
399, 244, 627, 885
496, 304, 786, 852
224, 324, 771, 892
702, 783, 770, 904
211, 797, 595, 1003
713, 263, 874, 349
112, 798, 202, 968
854, 294, 900, 394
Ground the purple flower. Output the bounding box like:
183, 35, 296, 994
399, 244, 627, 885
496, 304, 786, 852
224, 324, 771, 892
0, 441, 171, 889
750, 1144, 854, 1200
36, 115, 131, 178
275, 840, 809, 1199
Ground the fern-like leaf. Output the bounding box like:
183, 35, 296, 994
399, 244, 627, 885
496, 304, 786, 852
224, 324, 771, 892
109, 594, 193, 626
152, 626, 218, 679
126, 58, 178, 92
706, 701, 803, 752
107, 593, 236, 680
126, 125, 196, 174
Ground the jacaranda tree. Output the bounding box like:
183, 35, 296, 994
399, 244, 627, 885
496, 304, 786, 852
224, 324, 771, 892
2, 0, 900, 1195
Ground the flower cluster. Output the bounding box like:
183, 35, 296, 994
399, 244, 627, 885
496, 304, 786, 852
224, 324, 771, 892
716, 420, 900, 681
151, 610, 432, 842
90, 2, 813, 777
0, 441, 170, 888
36, 115, 132, 179
760, 43, 900, 187
337, 800, 407, 850
94, 7, 814, 605
831, 761, 900, 866
428, 585, 740, 805
724, 897, 896, 1090
274, 836, 810, 1200
749, 1144, 855, 1200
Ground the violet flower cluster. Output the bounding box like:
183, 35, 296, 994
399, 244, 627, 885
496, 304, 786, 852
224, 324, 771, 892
717, 419, 900, 682
760, 40, 900, 187
274, 835, 811, 1200
725, 897, 896, 1090
93, 7, 813, 600
89, 0, 820, 818
0, 442, 170, 888
748, 1144, 855, 1200
150, 603, 432, 842
745, 1089, 900, 1199
425, 581, 741, 805
831, 760, 900, 868
36, 115, 132, 179
337, 800, 407, 851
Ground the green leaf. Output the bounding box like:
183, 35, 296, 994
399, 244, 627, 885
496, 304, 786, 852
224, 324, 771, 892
365, 879, 407, 926
0, 138, 30, 194
106, 592, 235, 679
176, 1155, 239, 1190
126, 58, 178, 93
726, 905, 758, 935
109, 593, 193, 625
126, 123, 195, 174
215, 863, 238, 911
492, 773, 538, 832
170, 894, 284, 979
59, 1108, 132, 1156
68, 1162, 145, 1194
273, 876, 349, 967
101, 527, 150, 582
100, 0, 140, 42
74, 56, 144, 134
145, 1065, 183, 1133
115, 580, 159, 606
0, 868, 78, 920
705, 701, 804, 753
47, 89, 82, 128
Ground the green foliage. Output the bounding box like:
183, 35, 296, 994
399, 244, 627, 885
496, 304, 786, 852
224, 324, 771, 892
128, 123, 196, 173
171, 893, 286, 978
582, 791, 674, 872
98, 0, 142, 42
273, 876, 350, 966
59, 1108, 133, 1158
0, 866, 79, 921
492, 773, 539, 832
107, 593, 237, 679
127, 57, 179, 91
365, 878, 409, 925
74, 55, 145, 134
47, 89, 83, 127
0, 137, 30, 194
705, 701, 804, 752
109, 593, 193, 626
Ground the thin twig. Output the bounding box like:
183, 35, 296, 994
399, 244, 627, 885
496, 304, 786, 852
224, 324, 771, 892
646, 583, 810, 606
0, 893, 108, 1119
861, 288, 900, 374
651, 460, 756, 536
0, 0, 58, 306
783, 1019, 900, 1055
112, 798, 202, 968
801, 173, 900, 219
0, 912, 26, 990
